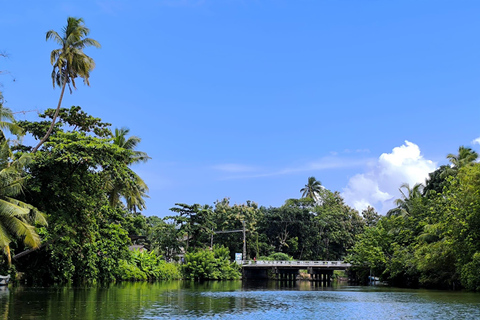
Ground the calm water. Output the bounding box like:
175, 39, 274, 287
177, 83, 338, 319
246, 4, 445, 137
1, 281, 480, 319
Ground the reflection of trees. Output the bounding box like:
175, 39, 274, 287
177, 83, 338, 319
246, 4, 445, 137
165, 281, 252, 318
0, 287, 9, 320
2, 281, 252, 319
4, 283, 165, 319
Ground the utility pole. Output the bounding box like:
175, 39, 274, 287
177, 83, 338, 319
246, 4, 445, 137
242, 220, 246, 261
210, 227, 214, 248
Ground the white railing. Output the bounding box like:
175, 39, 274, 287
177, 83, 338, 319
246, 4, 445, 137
241, 260, 351, 267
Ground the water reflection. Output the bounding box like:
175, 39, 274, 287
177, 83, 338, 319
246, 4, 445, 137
2, 281, 480, 319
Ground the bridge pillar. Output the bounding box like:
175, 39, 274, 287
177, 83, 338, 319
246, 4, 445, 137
309, 269, 333, 285
276, 269, 299, 281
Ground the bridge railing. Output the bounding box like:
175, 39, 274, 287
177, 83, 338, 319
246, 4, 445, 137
241, 260, 351, 267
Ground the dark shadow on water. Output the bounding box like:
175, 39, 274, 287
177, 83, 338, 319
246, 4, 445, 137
242, 279, 348, 291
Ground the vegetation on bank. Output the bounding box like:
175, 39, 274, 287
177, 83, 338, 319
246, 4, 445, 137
2, 16, 480, 291
346, 147, 480, 291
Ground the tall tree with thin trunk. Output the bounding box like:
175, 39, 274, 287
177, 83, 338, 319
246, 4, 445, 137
32, 17, 100, 152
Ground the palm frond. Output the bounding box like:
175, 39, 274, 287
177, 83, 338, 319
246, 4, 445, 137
4, 197, 47, 226
46, 30, 63, 46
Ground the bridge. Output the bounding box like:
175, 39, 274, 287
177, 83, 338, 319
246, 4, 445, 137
241, 260, 351, 283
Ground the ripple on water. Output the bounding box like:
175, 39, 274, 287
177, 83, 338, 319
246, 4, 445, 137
140, 288, 480, 320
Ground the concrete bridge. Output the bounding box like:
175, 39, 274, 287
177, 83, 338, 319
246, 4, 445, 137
241, 260, 351, 283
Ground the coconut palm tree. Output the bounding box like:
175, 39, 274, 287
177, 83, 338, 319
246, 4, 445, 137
112, 127, 150, 164
447, 146, 478, 169
0, 141, 47, 264
387, 182, 423, 217
107, 128, 150, 213
32, 17, 100, 152
300, 176, 322, 201
0, 105, 23, 141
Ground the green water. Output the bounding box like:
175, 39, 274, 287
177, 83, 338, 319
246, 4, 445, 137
1, 281, 480, 319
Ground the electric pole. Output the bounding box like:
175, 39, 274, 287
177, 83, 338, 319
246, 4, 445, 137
242, 220, 246, 261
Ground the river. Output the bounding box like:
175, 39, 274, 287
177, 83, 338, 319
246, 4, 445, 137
1, 281, 479, 319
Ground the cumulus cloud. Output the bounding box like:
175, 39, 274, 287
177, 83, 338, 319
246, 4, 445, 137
473, 137, 480, 145
342, 141, 436, 214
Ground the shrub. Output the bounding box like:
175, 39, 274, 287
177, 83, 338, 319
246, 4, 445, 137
116, 250, 181, 281
182, 245, 241, 280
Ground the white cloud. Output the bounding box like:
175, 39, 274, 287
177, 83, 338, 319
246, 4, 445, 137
473, 137, 480, 145
342, 141, 436, 214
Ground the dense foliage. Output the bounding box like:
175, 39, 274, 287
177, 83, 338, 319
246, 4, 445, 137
165, 190, 365, 263
12, 107, 152, 285
347, 147, 480, 290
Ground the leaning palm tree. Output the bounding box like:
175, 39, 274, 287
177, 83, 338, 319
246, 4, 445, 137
300, 176, 322, 201
32, 17, 100, 152
0, 141, 47, 264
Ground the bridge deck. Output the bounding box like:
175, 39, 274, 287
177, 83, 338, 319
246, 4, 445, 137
241, 260, 351, 269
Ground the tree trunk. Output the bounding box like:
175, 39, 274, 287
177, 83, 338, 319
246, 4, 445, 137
32, 80, 67, 153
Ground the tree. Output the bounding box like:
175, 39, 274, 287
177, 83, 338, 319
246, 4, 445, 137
107, 127, 150, 213
0, 143, 46, 264
148, 221, 180, 261
0, 100, 43, 265
168, 203, 217, 252
17, 109, 147, 285
447, 146, 478, 169
112, 127, 149, 164
300, 176, 322, 201
362, 206, 380, 227
387, 183, 424, 217
0, 106, 23, 141
424, 146, 478, 197
423, 165, 451, 197
32, 17, 100, 152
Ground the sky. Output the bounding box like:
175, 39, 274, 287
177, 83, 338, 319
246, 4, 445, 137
1, 0, 480, 217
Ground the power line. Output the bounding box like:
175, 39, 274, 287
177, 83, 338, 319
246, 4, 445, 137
13, 109, 39, 115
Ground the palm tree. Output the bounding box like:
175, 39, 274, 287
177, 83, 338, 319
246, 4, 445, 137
387, 182, 423, 217
107, 128, 150, 213
425, 146, 479, 196
0, 105, 23, 141
0, 141, 47, 264
300, 176, 322, 201
32, 17, 100, 152
447, 146, 478, 169
112, 127, 150, 164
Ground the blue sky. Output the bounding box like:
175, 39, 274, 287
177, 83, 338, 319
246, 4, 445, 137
2, 0, 480, 216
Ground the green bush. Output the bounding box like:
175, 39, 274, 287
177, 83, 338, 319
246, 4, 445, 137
116, 250, 181, 281
182, 245, 241, 280
117, 259, 147, 281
